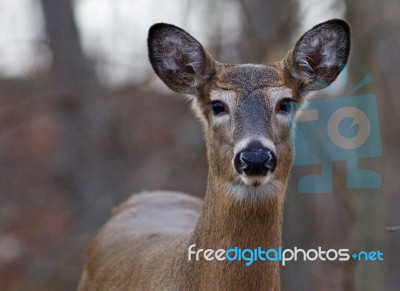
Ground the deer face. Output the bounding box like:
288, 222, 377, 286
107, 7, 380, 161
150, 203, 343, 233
148, 20, 350, 200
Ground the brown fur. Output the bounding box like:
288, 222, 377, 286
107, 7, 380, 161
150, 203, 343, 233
79, 19, 350, 290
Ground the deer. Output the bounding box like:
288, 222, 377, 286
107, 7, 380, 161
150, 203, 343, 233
78, 19, 350, 290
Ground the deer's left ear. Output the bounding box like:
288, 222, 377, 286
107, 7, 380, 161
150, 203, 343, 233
148, 23, 215, 94
286, 19, 350, 92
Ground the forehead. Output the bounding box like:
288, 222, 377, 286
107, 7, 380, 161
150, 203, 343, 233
213, 64, 285, 94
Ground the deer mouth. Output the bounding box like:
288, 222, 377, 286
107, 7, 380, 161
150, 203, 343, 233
225, 174, 282, 201
239, 174, 273, 188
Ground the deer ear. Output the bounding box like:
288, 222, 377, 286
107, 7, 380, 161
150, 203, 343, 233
148, 23, 215, 94
287, 19, 350, 91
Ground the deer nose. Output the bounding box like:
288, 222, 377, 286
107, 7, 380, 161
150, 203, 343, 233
234, 142, 277, 176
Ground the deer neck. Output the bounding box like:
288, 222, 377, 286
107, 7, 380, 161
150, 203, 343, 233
186, 174, 286, 289
194, 177, 284, 247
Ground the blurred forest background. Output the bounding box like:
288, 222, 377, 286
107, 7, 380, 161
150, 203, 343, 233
0, 0, 399, 290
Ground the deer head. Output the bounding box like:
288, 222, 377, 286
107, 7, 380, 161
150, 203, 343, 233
148, 20, 350, 203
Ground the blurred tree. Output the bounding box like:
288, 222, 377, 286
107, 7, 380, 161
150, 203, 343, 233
344, 0, 398, 289
0, 1, 113, 289
237, 0, 297, 63
41, 0, 111, 212
42, 0, 94, 85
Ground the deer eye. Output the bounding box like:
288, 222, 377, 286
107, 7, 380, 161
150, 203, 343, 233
210, 100, 228, 115
278, 98, 293, 113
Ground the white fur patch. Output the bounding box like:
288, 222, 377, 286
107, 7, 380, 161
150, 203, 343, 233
233, 137, 276, 157
268, 87, 293, 103
225, 176, 285, 203
209, 89, 236, 103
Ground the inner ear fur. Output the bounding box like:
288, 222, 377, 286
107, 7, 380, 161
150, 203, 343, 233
286, 19, 350, 92
148, 23, 215, 94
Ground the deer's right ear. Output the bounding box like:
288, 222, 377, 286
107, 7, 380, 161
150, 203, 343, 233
148, 23, 215, 94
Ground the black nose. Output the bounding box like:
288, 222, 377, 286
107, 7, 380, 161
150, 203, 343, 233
234, 141, 277, 176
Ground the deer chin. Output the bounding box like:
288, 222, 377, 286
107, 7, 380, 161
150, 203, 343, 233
224, 174, 284, 202
240, 175, 272, 187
